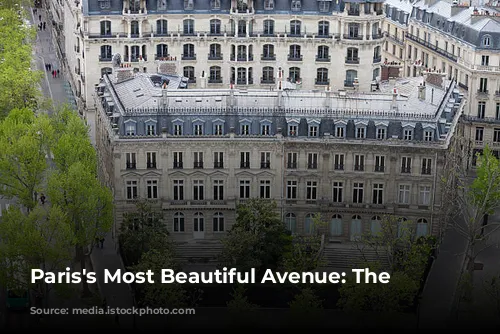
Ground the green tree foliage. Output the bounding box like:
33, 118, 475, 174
0, 6, 41, 116
0, 205, 74, 306
218, 198, 292, 274
338, 216, 434, 312
0, 108, 50, 210
132, 240, 186, 308
119, 201, 168, 265
289, 287, 323, 324
227, 284, 258, 327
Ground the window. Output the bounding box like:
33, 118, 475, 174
318, 21, 329, 36
173, 152, 183, 169
330, 214, 342, 236
193, 152, 203, 169
173, 180, 184, 200
240, 122, 250, 135
213, 180, 224, 200
375, 155, 385, 172
183, 66, 195, 82
193, 180, 204, 200
260, 152, 271, 169
262, 66, 274, 83
424, 130, 433, 141
156, 19, 168, 35
239, 180, 250, 198
260, 180, 271, 198
261, 123, 271, 135
419, 186, 431, 205
372, 183, 383, 204
100, 45, 112, 61
497, 103, 500, 120
346, 47, 358, 62
210, 0, 220, 10
287, 180, 298, 199
213, 212, 224, 232
289, 45, 302, 60
99, 0, 111, 9
288, 123, 298, 137
100, 20, 111, 36
401, 157, 411, 173
210, 19, 221, 35
309, 124, 318, 137
146, 122, 156, 136
146, 152, 156, 169
398, 184, 411, 204
214, 152, 224, 168
125, 122, 136, 136
307, 153, 318, 169
371, 216, 382, 235
193, 212, 204, 232
183, 19, 195, 35
209, 66, 221, 82
475, 127, 484, 141
263, 20, 274, 35
147, 180, 158, 199
291, 0, 301, 11
126, 152, 136, 169
183, 44, 195, 59
285, 213, 297, 234
356, 126, 366, 139
494, 129, 500, 143
334, 154, 344, 170
184, 0, 194, 10
264, 0, 274, 10
354, 154, 364, 171
287, 152, 297, 169
173, 122, 183, 136
348, 23, 360, 38
126, 180, 138, 199
290, 20, 301, 35
483, 35, 491, 47
193, 123, 203, 136
318, 1, 330, 12
213, 122, 224, 136
173, 212, 184, 232
130, 21, 139, 36
477, 102, 486, 118
376, 127, 386, 139
304, 213, 314, 234
289, 67, 301, 82
481, 55, 489, 66
479, 78, 488, 92
316, 68, 329, 84
403, 128, 413, 140
353, 182, 364, 204
416, 218, 428, 237
421, 158, 432, 175
335, 125, 345, 138
332, 182, 343, 202
306, 181, 318, 200
240, 151, 250, 168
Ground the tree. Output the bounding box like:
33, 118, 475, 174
281, 235, 324, 273
119, 201, 168, 265
227, 284, 258, 327
0, 109, 51, 210
218, 198, 292, 274
483, 274, 500, 318
289, 287, 323, 325
0, 205, 74, 306
131, 241, 186, 308
443, 145, 500, 281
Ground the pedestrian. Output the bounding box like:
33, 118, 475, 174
39, 23, 42, 31
40, 193, 46, 205
57, 69, 60, 77
38, 14, 41, 21
44, 63, 48, 71
100, 237, 105, 249
52, 70, 55, 78
48, 63, 51, 71
43, 22, 46, 30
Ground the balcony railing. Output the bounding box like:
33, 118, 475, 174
173, 162, 183, 169
347, 10, 360, 16
375, 165, 385, 172
261, 54, 276, 61
372, 33, 383, 39
240, 161, 250, 168
155, 31, 168, 36
236, 78, 253, 85
373, 56, 382, 63
182, 54, 196, 60
401, 167, 411, 173
334, 164, 344, 170
343, 34, 362, 40
315, 79, 329, 85
376, 9, 383, 15
261, 77, 275, 84
260, 161, 270, 169
477, 89, 489, 95
463, 115, 500, 124
354, 165, 364, 171
287, 162, 297, 169
208, 53, 223, 60
421, 168, 432, 175
154, 54, 170, 60
345, 57, 359, 64
307, 163, 318, 169
99, 55, 112, 62
344, 80, 355, 87
288, 54, 303, 61
316, 56, 331, 62
126, 162, 136, 169
208, 78, 222, 84
147, 162, 156, 169
214, 162, 224, 169
405, 33, 458, 62
193, 161, 204, 169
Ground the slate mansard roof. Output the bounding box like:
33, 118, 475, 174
96, 72, 465, 147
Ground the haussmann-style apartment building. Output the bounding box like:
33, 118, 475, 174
94, 67, 465, 242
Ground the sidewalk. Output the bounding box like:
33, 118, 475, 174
32, 6, 135, 329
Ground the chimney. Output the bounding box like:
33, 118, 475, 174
199, 70, 207, 89
391, 87, 398, 110
115, 68, 134, 83
451, 2, 469, 16
418, 83, 426, 101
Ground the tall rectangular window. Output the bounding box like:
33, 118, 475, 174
419, 186, 431, 205
375, 155, 385, 172
354, 155, 364, 171
126, 180, 138, 199
372, 183, 383, 204
401, 157, 412, 173
214, 152, 224, 168
240, 180, 250, 198
146, 152, 157, 169
193, 180, 204, 200
421, 158, 432, 175
173, 180, 184, 200
398, 184, 411, 204
147, 180, 158, 199
213, 180, 224, 200
306, 181, 317, 200
333, 182, 343, 202
352, 182, 364, 203
240, 152, 250, 168
287, 152, 298, 169
287, 180, 297, 199
334, 154, 344, 170
307, 153, 318, 169
260, 180, 271, 198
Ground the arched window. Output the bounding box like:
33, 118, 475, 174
130, 20, 139, 36
483, 35, 490, 47
213, 212, 224, 232
345, 70, 358, 87
183, 66, 195, 82
263, 19, 274, 35
346, 47, 358, 63
209, 66, 222, 83
372, 68, 380, 81
173, 212, 184, 232
289, 67, 301, 83
317, 45, 329, 61
262, 44, 275, 59
304, 213, 315, 234
416, 218, 428, 237
210, 19, 221, 35
289, 44, 301, 60
316, 68, 329, 85
100, 20, 111, 36
318, 20, 329, 36
209, 43, 222, 59
290, 20, 301, 36
193, 212, 204, 232
370, 216, 382, 235
183, 19, 195, 35
397, 217, 408, 238
156, 44, 168, 58
262, 66, 274, 84
183, 44, 195, 60
350, 215, 362, 241
285, 213, 296, 234
100, 45, 112, 61
330, 214, 342, 236
156, 19, 168, 35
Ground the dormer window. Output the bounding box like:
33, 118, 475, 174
98, 0, 111, 9
483, 35, 491, 47
264, 0, 274, 10
145, 119, 157, 136
335, 125, 345, 138
291, 0, 301, 11
124, 120, 137, 136
210, 0, 220, 10
213, 119, 225, 136
184, 0, 194, 10
376, 127, 386, 139
308, 124, 318, 137
424, 130, 434, 141
157, 0, 167, 10
261, 121, 271, 135
318, 1, 330, 12
288, 125, 297, 136
403, 128, 413, 140
356, 126, 366, 139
